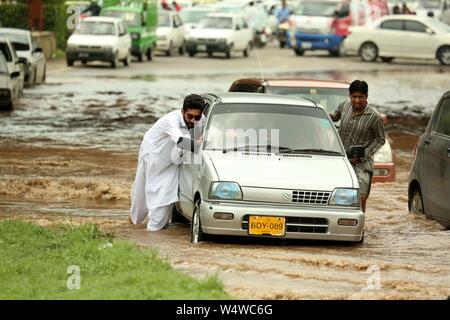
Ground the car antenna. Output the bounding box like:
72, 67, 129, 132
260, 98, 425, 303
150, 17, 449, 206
253, 49, 264, 80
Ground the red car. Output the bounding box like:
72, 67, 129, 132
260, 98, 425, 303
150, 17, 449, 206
229, 78, 396, 183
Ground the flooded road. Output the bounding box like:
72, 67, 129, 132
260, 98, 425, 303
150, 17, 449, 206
1, 47, 449, 299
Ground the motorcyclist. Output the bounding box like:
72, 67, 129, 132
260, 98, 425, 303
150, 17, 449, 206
275, 0, 291, 48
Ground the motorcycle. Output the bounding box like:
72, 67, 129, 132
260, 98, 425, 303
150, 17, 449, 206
277, 20, 290, 48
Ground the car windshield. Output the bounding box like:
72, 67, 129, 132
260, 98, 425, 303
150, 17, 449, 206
74, 21, 116, 35
158, 13, 171, 27
102, 11, 141, 28
204, 103, 343, 154
180, 9, 213, 23
422, 0, 441, 8
266, 86, 348, 114
198, 17, 233, 29
0, 32, 30, 51
295, 1, 337, 17
426, 18, 450, 33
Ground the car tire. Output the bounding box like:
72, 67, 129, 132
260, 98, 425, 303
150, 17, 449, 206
67, 59, 74, 67
110, 54, 119, 68
179, 43, 185, 55
137, 51, 143, 62
123, 53, 130, 67
191, 200, 208, 243
437, 46, 450, 65
171, 205, 187, 224
81, 60, 87, 65
226, 44, 233, 59
146, 48, 153, 61
207, 51, 213, 57
410, 188, 425, 215
188, 51, 196, 57
166, 42, 172, 56
359, 42, 378, 62
243, 44, 249, 57
381, 57, 394, 63
294, 48, 304, 56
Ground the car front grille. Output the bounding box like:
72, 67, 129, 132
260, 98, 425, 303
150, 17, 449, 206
291, 190, 331, 205
197, 38, 217, 43
242, 215, 328, 234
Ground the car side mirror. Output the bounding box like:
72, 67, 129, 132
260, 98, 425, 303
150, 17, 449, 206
10, 71, 20, 78
235, 25, 240, 31
177, 137, 197, 154
33, 47, 43, 53
347, 145, 365, 159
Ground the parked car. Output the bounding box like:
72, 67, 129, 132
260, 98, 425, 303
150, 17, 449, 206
176, 93, 365, 243
66, 16, 132, 68
343, 15, 450, 65
288, 0, 388, 56
0, 37, 24, 99
228, 78, 396, 182
409, 91, 450, 228
185, 13, 253, 58
0, 51, 21, 110
0, 28, 46, 86
156, 11, 186, 56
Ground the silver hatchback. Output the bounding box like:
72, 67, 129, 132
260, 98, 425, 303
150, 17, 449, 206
176, 93, 365, 243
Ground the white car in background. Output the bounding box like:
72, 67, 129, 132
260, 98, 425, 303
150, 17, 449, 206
344, 15, 450, 65
0, 28, 46, 86
0, 51, 21, 110
179, 6, 215, 35
0, 37, 24, 98
66, 16, 132, 68
156, 11, 185, 56
185, 13, 253, 58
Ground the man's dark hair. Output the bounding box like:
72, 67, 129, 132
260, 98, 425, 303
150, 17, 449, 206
349, 80, 368, 95
183, 94, 205, 111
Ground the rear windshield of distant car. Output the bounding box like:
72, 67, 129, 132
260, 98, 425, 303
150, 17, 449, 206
198, 17, 233, 29
158, 13, 170, 27
0, 32, 30, 51
180, 10, 213, 23
102, 11, 141, 28
266, 86, 348, 114
295, 1, 337, 17
204, 103, 342, 154
426, 18, 450, 33
75, 21, 116, 35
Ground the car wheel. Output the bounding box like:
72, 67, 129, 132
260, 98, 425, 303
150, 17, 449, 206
67, 59, 74, 67
188, 51, 196, 57
123, 53, 130, 67
381, 57, 394, 63
146, 48, 152, 61
81, 60, 87, 65
179, 42, 185, 55
137, 51, 143, 62
207, 51, 213, 57
171, 205, 187, 224
359, 42, 378, 62
294, 48, 304, 56
110, 54, 119, 68
226, 44, 233, 59
191, 200, 207, 243
166, 42, 172, 56
243, 45, 249, 57
410, 188, 425, 215
437, 46, 450, 65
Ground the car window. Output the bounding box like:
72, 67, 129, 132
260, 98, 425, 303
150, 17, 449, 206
0, 42, 12, 62
0, 52, 8, 73
0, 32, 31, 51
205, 103, 342, 153
405, 21, 427, 33
75, 21, 116, 35
158, 13, 171, 27
102, 10, 142, 28
434, 98, 450, 136
198, 17, 233, 29
380, 20, 403, 30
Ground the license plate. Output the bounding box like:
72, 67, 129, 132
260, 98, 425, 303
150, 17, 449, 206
78, 53, 89, 58
301, 42, 312, 49
248, 216, 285, 236
197, 44, 206, 51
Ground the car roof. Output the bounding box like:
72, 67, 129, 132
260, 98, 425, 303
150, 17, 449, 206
0, 28, 30, 36
232, 78, 350, 89
83, 16, 121, 23
377, 14, 436, 23
206, 92, 318, 108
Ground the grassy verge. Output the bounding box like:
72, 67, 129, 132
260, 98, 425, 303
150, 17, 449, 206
0, 220, 230, 299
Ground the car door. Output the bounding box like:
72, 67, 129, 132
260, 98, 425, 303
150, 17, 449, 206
421, 95, 450, 219
376, 19, 405, 56
401, 20, 437, 59
178, 129, 196, 218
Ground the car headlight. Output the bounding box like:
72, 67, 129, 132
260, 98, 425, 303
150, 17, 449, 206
374, 140, 393, 163
329, 188, 359, 207
209, 182, 243, 200
131, 32, 140, 40
0, 88, 10, 97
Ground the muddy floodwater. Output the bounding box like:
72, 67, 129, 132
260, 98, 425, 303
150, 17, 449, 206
1, 50, 449, 299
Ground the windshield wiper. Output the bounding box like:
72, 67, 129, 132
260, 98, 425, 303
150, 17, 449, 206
281, 148, 343, 156
220, 145, 292, 153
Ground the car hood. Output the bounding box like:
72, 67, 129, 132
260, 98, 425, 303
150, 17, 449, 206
188, 28, 232, 39
68, 34, 118, 46
206, 151, 355, 190
157, 27, 171, 36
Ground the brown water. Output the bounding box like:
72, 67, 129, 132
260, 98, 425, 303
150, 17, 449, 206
1, 67, 449, 299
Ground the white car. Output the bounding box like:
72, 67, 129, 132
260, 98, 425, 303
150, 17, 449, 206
0, 37, 24, 99
156, 11, 185, 56
0, 28, 46, 86
185, 13, 253, 58
179, 6, 215, 35
66, 16, 132, 68
0, 51, 21, 110
344, 14, 450, 65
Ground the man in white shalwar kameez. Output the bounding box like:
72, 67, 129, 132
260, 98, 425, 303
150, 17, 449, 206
130, 94, 205, 231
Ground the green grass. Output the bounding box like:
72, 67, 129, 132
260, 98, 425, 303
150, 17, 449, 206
0, 220, 230, 300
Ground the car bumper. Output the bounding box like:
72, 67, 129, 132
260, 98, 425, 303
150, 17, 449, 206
288, 33, 343, 51
372, 162, 396, 183
200, 201, 365, 242
185, 41, 229, 53
66, 49, 115, 62
155, 40, 171, 51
